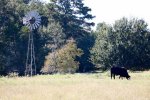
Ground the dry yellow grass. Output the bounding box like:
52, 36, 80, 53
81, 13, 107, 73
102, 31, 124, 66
0, 71, 150, 100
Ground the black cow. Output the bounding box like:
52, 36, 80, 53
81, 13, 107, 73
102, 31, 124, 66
111, 67, 130, 80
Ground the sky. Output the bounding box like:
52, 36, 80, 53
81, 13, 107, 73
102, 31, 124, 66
43, 0, 150, 29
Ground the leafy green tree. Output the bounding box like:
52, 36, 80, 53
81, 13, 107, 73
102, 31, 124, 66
90, 23, 113, 69
77, 32, 95, 72
112, 18, 150, 70
0, 0, 25, 74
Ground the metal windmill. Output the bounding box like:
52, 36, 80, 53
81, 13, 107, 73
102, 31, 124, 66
23, 10, 41, 76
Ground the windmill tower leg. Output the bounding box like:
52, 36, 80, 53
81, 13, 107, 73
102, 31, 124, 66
25, 32, 36, 76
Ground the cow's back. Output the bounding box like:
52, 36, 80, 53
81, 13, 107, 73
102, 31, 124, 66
111, 67, 122, 75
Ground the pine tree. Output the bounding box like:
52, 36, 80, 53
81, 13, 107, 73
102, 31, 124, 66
48, 0, 95, 38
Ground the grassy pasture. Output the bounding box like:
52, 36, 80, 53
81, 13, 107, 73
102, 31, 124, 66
0, 71, 150, 100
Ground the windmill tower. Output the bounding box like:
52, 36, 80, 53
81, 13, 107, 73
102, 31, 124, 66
23, 10, 41, 76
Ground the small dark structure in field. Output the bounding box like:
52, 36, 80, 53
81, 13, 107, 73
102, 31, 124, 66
111, 67, 130, 80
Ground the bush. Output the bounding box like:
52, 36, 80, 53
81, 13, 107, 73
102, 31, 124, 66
8, 72, 19, 77
41, 39, 83, 74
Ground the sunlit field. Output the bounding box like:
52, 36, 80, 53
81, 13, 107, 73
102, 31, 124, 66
0, 71, 150, 100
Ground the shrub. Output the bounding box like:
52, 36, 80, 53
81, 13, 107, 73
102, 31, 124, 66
8, 72, 19, 77
41, 39, 83, 74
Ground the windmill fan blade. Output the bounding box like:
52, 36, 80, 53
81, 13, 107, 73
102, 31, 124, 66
23, 10, 41, 31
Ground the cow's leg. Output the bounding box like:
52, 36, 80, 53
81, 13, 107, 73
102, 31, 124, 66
111, 73, 113, 79
113, 74, 115, 79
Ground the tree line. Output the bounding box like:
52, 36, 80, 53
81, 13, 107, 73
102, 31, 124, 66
91, 18, 150, 71
0, 0, 150, 75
